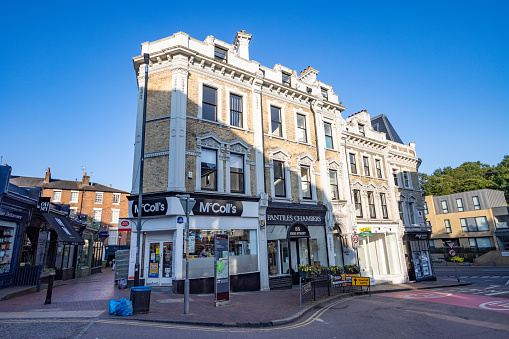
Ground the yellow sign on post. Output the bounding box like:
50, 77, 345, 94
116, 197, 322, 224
351, 277, 370, 286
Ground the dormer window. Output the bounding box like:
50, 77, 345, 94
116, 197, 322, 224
321, 87, 328, 100
282, 72, 291, 86
214, 46, 227, 62
358, 124, 365, 136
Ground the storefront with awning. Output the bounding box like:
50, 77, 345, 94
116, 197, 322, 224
42, 212, 84, 280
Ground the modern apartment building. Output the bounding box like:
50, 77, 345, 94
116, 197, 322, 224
426, 189, 509, 254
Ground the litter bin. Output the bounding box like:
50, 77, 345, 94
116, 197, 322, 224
130, 286, 151, 314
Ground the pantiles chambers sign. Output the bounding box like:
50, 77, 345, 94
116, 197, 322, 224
266, 211, 325, 226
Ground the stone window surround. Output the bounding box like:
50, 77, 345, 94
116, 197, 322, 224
268, 147, 292, 202
352, 179, 392, 221
198, 78, 223, 123
359, 151, 373, 178
225, 86, 248, 130
348, 149, 359, 175
398, 193, 418, 226
373, 156, 384, 179
322, 118, 337, 150
296, 153, 318, 204
293, 108, 312, 145
266, 99, 287, 139
326, 159, 343, 201
195, 132, 252, 195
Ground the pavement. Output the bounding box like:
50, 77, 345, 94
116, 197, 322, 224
0, 268, 472, 327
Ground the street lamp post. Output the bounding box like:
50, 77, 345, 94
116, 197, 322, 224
177, 195, 196, 315
134, 53, 150, 287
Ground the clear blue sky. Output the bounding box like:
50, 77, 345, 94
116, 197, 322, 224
1, 1, 508, 192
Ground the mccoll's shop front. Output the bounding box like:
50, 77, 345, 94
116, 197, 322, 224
127, 194, 260, 293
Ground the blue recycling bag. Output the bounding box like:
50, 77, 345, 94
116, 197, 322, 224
109, 298, 133, 316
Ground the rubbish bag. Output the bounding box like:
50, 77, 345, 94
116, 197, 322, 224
108, 298, 133, 316
118, 278, 128, 289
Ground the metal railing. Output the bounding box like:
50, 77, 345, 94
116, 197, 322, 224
13, 265, 43, 291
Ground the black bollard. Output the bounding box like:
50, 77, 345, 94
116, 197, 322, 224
45, 272, 55, 305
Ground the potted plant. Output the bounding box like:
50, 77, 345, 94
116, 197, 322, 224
329, 266, 344, 276
343, 265, 360, 274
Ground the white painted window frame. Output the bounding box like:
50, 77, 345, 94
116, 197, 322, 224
70, 191, 79, 204
93, 208, 102, 222
95, 192, 103, 204
52, 190, 62, 203
225, 87, 248, 130
112, 193, 121, 205
111, 209, 120, 224
198, 78, 223, 123
266, 100, 287, 139
293, 108, 311, 145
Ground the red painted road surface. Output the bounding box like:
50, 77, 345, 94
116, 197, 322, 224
381, 290, 509, 314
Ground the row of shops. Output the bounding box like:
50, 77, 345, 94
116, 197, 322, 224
125, 194, 435, 293
0, 166, 103, 289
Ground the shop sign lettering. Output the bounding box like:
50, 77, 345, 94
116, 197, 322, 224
192, 199, 243, 216
132, 198, 167, 217
266, 213, 324, 226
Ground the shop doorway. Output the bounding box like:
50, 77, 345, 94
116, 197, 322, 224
287, 223, 311, 284
145, 241, 173, 286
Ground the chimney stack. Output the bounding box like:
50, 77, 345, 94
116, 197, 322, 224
82, 172, 90, 186
233, 30, 252, 60
44, 168, 51, 183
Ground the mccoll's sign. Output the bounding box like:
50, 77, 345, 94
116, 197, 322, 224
131, 198, 167, 217
192, 199, 243, 216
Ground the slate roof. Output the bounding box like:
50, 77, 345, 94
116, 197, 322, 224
370, 114, 404, 144
10, 176, 128, 194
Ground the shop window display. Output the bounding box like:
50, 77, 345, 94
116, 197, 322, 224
185, 229, 258, 278
0, 222, 17, 274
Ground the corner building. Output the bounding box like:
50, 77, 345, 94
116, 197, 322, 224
128, 31, 426, 291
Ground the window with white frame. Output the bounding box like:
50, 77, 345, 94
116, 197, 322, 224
368, 191, 376, 219
230, 154, 244, 194
70, 207, 78, 217
301, 166, 312, 199
393, 170, 399, 186
203, 85, 217, 122
95, 192, 103, 204
109, 228, 118, 245
363, 156, 370, 177
441, 200, 449, 213
230, 94, 243, 128
296, 113, 307, 143
349, 153, 357, 174
324, 122, 333, 148
93, 208, 102, 222
214, 46, 227, 62
445, 219, 452, 233
329, 170, 339, 200
321, 87, 328, 100
358, 124, 365, 136
273, 160, 286, 197
403, 171, 410, 187
408, 202, 415, 224
282, 72, 291, 86
375, 159, 383, 178
271, 106, 283, 137
354, 189, 363, 218
52, 190, 61, 202
472, 196, 481, 210
113, 193, 121, 205
111, 209, 120, 224
201, 149, 217, 191
70, 191, 79, 203
380, 193, 388, 219
398, 202, 405, 222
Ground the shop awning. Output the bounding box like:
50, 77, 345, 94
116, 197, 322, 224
43, 213, 85, 244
